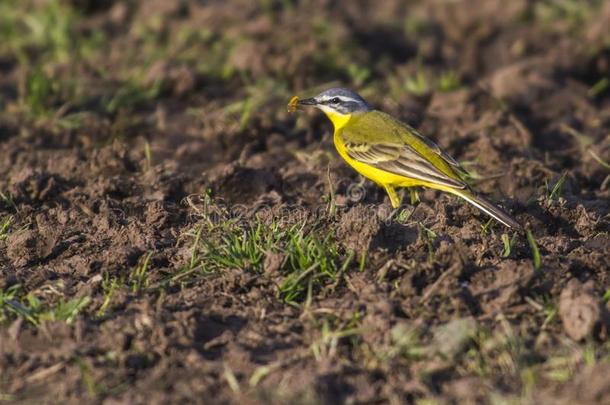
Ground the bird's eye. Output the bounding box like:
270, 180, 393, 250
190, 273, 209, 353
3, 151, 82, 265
330, 97, 340, 104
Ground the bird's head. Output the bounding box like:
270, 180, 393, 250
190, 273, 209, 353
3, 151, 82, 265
297, 88, 371, 129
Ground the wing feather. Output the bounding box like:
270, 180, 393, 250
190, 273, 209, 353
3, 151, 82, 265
344, 141, 466, 189
339, 110, 467, 189
414, 129, 461, 167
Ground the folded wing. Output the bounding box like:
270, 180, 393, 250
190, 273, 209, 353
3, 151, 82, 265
343, 140, 467, 189
340, 110, 468, 189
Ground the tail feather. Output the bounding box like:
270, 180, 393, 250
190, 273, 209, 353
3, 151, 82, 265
450, 189, 521, 230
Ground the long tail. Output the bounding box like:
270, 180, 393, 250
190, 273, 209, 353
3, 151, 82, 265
448, 189, 521, 229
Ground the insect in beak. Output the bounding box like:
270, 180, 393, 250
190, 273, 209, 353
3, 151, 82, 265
287, 96, 317, 113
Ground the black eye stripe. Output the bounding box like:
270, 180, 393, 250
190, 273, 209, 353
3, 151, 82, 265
325, 97, 343, 104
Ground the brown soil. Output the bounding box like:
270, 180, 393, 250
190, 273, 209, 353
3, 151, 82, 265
1, 1, 609, 404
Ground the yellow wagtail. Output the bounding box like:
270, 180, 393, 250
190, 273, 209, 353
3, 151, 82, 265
290, 88, 521, 229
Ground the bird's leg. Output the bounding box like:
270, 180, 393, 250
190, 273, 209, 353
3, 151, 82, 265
384, 185, 401, 208
409, 188, 420, 205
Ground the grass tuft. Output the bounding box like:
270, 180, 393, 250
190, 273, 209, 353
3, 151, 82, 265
501, 233, 517, 258
546, 172, 568, 200
526, 230, 541, 271
0, 216, 12, 240
23, 67, 55, 117
310, 314, 362, 361
129, 253, 153, 293
181, 211, 349, 305
0, 284, 90, 325
97, 273, 121, 317
279, 230, 346, 304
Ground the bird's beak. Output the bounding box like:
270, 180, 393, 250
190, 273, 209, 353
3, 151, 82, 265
297, 97, 317, 106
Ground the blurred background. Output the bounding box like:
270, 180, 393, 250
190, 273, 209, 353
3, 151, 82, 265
1, 0, 608, 167
1, 0, 609, 201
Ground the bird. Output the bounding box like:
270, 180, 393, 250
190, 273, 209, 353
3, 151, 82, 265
291, 88, 521, 229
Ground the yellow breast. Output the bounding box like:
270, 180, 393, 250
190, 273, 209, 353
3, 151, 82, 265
326, 110, 425, 188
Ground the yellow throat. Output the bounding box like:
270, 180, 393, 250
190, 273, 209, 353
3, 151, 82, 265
323, 110, 352, 131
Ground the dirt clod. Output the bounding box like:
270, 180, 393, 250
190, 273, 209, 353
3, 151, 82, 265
431, 317, 477, 360
337, 205, 381, 252
559, 279, 605, 341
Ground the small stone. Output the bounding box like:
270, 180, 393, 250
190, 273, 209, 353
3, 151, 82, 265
431, 317, 477, 359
